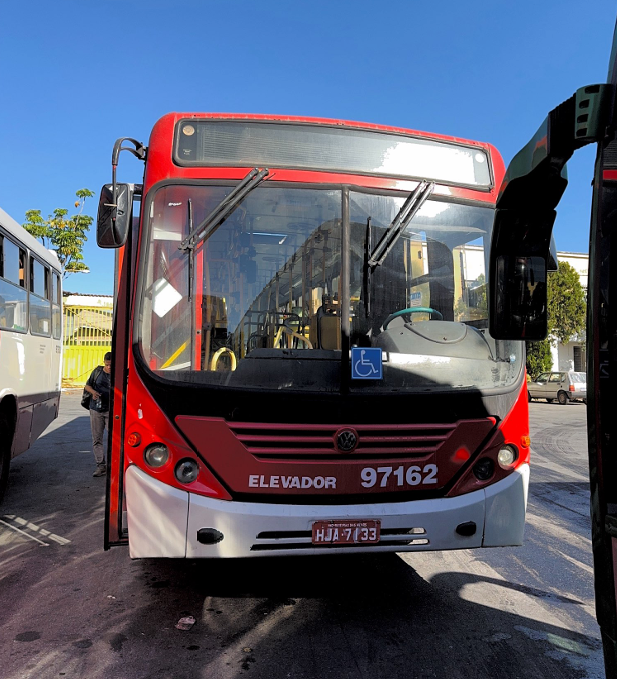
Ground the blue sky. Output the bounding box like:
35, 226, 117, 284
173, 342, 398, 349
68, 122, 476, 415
1, 1, 615, 295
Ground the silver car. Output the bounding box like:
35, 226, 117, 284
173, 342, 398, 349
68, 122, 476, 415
528, 371, 587, 405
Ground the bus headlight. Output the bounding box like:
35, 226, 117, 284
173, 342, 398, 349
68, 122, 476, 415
144, 443, 170, 468
175, 459, 199, 484
497, 445, 518, 469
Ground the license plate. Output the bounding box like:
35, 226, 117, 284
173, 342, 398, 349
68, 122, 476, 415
312, 520, 381, 545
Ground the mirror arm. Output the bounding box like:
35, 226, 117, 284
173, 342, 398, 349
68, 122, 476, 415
110, 138, 147, 236
497, 84, 612, 215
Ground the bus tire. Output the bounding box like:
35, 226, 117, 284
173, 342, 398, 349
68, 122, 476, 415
0, 415, 12, 503
557, 391, 569, 405
528, 391, 532, 402
546, 398, 554, 403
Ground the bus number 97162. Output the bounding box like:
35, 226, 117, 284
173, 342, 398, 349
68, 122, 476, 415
360, 464, 439, 488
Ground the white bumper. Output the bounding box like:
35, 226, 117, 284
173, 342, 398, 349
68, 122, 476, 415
125, 463, 529, 558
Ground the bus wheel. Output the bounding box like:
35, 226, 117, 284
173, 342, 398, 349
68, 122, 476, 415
528, 391, 532, 402
546, 399, 554, 403
557, 391, 569, 405
0, 434, 10, 503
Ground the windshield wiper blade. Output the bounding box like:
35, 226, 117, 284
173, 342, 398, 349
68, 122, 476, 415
179, 167, 269, 252
368, 180, 434, 268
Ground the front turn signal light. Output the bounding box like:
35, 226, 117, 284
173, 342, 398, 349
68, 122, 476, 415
127, 432, 141, 447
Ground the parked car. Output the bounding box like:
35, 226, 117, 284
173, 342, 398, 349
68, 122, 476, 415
528, 371, 587, 404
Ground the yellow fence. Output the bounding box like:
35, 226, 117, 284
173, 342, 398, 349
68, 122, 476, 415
62, 306, 113, 387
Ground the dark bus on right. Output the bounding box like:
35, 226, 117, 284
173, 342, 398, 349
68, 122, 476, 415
488, 19, 617, 677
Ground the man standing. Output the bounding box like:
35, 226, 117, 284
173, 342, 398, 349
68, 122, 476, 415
84, 352, 112, 477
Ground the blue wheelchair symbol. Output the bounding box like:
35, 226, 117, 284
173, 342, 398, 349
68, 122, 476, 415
351, 347, 383, 380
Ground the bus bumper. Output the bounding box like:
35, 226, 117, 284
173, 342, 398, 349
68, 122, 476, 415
125, 463, 529, 558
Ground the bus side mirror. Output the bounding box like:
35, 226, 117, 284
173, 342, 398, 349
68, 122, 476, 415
97, 183, 133, 248
490, 255, 547, 340
489, 208, 555, 340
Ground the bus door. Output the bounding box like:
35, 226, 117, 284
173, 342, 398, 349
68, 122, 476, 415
99, 183, 141, 548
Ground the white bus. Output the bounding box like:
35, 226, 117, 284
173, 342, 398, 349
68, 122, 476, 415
0, 207, 62, 501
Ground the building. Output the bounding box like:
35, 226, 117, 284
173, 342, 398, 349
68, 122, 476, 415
551, 251, 588, 373
62, 292, 113, 387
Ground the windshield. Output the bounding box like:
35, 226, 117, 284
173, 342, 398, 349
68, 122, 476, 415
137, 184, 522, 394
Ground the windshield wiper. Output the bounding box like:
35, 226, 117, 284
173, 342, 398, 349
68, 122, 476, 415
179, 167, 269, 252
367, 180, 434, 268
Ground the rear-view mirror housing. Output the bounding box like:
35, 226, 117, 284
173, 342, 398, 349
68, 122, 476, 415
489, 208, 555, 340
97, 183, 133, 248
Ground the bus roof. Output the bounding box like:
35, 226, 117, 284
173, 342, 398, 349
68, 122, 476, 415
0, 206, 61, 272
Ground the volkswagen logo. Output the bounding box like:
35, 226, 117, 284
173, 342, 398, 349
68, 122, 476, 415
335, 428, 358, 453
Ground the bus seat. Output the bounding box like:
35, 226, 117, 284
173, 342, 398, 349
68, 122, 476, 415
310, 306, 341, 350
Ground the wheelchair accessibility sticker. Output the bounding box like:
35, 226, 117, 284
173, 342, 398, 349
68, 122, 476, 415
351, 347, 383, 380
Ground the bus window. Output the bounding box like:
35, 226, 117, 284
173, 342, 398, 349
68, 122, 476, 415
0, 236, 28, 332
52, 272, 61, 340
29, 257, 51, 336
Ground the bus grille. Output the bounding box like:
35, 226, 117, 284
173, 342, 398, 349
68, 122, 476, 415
228, 422, 456, 461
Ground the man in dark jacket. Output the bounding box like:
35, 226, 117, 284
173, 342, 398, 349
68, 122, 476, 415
84, 352, 112, 477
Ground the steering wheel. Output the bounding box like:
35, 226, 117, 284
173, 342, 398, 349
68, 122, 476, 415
382, 307, 443, 330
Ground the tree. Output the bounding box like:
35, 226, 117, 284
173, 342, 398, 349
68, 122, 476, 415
525, 260, 586, 378
525, 338, 553, 379
23, 189, 95, 277
547, 260, 586, 343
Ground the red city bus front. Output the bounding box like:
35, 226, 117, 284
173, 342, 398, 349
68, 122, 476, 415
102, 114, 529, 558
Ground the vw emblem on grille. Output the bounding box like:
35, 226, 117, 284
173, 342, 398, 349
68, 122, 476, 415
335, 428, 358, 453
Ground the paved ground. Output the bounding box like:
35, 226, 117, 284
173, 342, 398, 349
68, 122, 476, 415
0, 393, 603, 678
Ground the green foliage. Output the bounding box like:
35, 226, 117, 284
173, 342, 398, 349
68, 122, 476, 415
525, 338, 553, 379
23, 189, 95, 278
454, 274, 487, 322
547, 261, 586, 344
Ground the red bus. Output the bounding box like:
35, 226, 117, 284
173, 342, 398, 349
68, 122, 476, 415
97, 113, 530, 558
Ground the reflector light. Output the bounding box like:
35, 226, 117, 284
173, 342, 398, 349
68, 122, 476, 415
454, 447, 471, 461
521, 435, 530, 448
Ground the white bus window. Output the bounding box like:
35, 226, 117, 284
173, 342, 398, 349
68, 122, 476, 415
30, 258, 48, 298
0, 237, 28, 332
29, 256, 51, 336
52, 272, 61, 304
52, 272, 61, 339
2, 238, 21, 284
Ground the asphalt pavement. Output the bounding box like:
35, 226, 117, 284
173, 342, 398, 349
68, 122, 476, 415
0, 393, 603, 679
